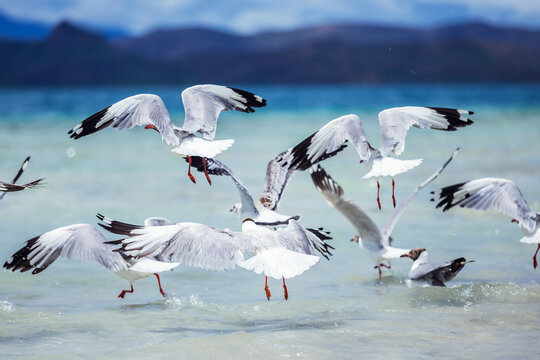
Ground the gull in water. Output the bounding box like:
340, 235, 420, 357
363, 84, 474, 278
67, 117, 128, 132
400, 248, 473, 287
432, 177, 540, 268
98, 214, 333, 301
1, 156, 43, 200
68, 84, 266, 184
310, 148, 459, 280
3, 222, 180, 299
283, 108, 473, 209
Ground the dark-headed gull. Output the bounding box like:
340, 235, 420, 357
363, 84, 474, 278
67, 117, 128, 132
3, 223, 180, 298
400, 248, 473, 287
1, 156, 43, 200
98, 214, 332, 301
68, 85, 266, 184
310, 148, 459, 279
284, 108, 473, 209
432, 177, 540, 268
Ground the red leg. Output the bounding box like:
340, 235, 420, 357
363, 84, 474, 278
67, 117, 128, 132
186, 156, 196, 184
202, 157, 212, 185
374, 265, 382, 280
380, 263, 391, 270
391, 177, 396, 208
282, 277, 288, 301
154, 273, 166, 297
264, 276, 271, 301
376, 178, 381, 210
117, 284, 134, 299
533, 244, 540, 269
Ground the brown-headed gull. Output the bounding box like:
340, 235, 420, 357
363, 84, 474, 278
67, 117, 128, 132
284, 108, 473, 209
98, 214, 332, 301
3, 223, 180, 299
432, 177, 540, 268
400, 248, 473, 287
310, 148, 459, 279
0, 156, 43, 200
68, 84, 266, 184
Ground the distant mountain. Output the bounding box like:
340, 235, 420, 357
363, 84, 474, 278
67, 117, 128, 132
0, 11, 49, 40
0, 20, 539, 85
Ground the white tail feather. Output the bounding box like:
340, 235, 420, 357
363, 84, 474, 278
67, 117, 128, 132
128, 258, 180, 273
363, 157, 422, 178
171, 138, 234, 158
238, 248, 319, 280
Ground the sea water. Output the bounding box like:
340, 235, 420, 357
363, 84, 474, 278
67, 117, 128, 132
0, 84, 539, 359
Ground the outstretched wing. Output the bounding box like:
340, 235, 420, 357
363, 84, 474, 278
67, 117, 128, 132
181, 85, 266, 140
379, 107, 473, 157
3, 224, 127, 274
409, 257, 468, 285
68, 94, 179, 147
261, 114, 366, 209
432, 177, 537, 233
310, 165, 384, 251
382, 148, 459, 241
274, 220, 334, 260
102, 219, 245, 271
186, 156, 259, 217
0, 178, 43, 193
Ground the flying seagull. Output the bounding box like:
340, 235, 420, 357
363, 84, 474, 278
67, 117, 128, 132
3, 222, 180, 299
310, 148, 459, 279
68, 84, 266, 184
283, 109, 473, 209
400, 248, 473, 287
432, 177, 540, 268
98, 214, 332, 301
0, 156, 43, 200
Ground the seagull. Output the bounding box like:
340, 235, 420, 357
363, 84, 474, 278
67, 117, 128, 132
400, 248, 473, 287
1, 156, 43, 200
310, 148, 459, 280
68, 85, 267, 184
186, 156, 301, 225
283, 108, 473, 209
98, 214, 333, 301
431, 177, 540, 268
3, 223, 180, 299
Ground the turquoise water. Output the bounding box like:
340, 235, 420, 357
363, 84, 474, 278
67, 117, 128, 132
1, 84, 539, 359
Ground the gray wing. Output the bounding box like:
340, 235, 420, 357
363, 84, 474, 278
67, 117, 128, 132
0, 156, 32, 200
0, 178, 43, 193
108, 222, 246, 271
409, 257, 467, 285
180, 85, 266, 140
261, 149, 301, 210
310, 165, 383, 251
261, 114, 365, 210
3, 224, 127, 274
185, 156, 259, 218
292, 114, 370, 169
382, 148, 459, 242
273, 220, 333, 259
432, 177, 537, 233
379, 107, 473, 157
68, 94, 179, 147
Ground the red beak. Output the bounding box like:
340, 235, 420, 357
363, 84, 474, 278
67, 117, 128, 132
400, 254, 409, 258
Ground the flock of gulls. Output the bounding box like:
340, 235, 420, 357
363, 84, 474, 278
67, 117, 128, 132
2, 84, 538, 301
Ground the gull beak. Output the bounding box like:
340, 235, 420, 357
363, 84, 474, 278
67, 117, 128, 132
400, 253, 409, 258
144, 124, 159, 133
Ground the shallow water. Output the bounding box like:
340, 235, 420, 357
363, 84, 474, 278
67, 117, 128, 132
1, 84, 539, 359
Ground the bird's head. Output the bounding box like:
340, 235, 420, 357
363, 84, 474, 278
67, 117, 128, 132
400, 248, 426, 261
350, 234, 360, 243
230, 203, 242, 215
258, 193, 275, 209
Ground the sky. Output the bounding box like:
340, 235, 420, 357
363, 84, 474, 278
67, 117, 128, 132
1, 0, 540, 35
